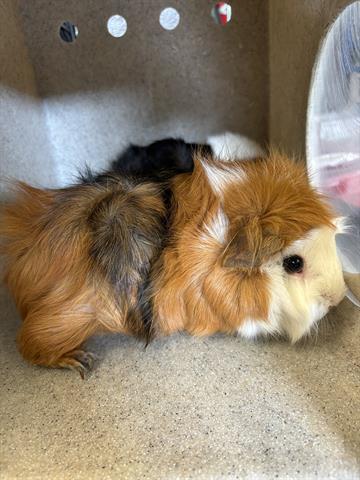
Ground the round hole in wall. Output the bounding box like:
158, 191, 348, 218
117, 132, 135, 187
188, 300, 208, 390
159, 7, 180, 30
59, 21, 79, 43
212, 2, 232, 25
107, 15, 127, 38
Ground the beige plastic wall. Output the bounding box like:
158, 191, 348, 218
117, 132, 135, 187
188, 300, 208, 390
269, 0, 352, 156
0, 0, 57, 191
1, 0, 268, 187
0, 0, 354, 188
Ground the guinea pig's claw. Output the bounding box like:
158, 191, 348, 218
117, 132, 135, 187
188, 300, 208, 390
78, 367, 86, 380
72, 351, 97, 379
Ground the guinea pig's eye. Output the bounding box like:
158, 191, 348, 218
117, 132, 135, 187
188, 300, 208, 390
283, 255, 304, 274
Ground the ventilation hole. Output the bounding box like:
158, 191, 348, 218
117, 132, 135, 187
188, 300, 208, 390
211, 2, 232, 25
107, 15, 127, 38
159, 7, 180, 30
59, 21, 79, 43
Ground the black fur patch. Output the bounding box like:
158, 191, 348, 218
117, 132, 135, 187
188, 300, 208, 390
85, 175, 167, 339
111, 138, 211, 181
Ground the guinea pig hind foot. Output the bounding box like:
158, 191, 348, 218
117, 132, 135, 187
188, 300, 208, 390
56, 350, 98, 379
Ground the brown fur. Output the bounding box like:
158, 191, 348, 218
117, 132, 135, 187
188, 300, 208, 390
0, 177, 166, 373
151, 152, 334, 335
0, 152, 335, 374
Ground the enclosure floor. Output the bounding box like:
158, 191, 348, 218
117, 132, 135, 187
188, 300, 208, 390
1, 287, 359, 480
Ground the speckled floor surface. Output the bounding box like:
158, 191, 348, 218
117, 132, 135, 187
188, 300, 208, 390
0, 286, 359, 480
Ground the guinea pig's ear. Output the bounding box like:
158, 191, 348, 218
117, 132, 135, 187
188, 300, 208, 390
222, 218, 284, 270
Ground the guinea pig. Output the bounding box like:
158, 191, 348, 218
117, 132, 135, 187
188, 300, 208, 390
109, 137, 211, 181
106, 132, 262, 182
0, 150, 346, 376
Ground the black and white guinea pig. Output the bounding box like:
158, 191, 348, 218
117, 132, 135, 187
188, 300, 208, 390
106, 132, 263, 180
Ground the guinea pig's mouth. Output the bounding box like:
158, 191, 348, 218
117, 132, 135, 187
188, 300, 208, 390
310, 302, 331, 323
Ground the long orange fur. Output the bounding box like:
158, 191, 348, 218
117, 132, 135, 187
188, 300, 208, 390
0, 151, 334, 373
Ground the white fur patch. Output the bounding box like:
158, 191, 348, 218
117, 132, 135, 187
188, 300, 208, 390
309, 302, 329, 323
238, 317, 280, 339
333, 216, 350, 234
201, 160, 246, 196
238, 319, 263, 338
201, 132, 263, 195
207, 132, 265, 162
203, 208, 229, 244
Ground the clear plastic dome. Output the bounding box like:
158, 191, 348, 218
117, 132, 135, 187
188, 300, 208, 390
307, 1, 360, 305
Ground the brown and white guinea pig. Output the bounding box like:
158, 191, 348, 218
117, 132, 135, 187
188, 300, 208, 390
0, 148, 346, 376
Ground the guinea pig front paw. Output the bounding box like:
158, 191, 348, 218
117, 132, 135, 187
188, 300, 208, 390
57, 350, 98, 379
